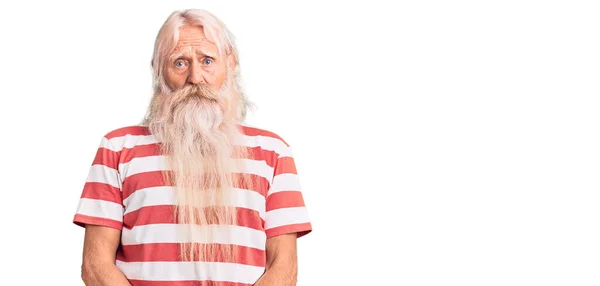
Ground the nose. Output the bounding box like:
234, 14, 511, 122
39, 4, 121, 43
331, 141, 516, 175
187, 62, 205, 85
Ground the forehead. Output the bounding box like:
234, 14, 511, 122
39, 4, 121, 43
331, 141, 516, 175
173, 25, 218, 54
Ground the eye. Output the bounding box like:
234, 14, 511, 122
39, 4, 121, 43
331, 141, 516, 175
203, 58, 213, 65
174, 60, 186, 68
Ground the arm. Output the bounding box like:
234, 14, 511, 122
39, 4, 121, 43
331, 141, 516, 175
254, 233, 298, 286
74, 135, 129, 285
256, 140, 312, 285
81, 225, 131, 286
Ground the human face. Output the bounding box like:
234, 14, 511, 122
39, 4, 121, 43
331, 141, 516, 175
164, 25, 229, 91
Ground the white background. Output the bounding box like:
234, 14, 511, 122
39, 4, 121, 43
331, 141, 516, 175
0, 0, 599, 285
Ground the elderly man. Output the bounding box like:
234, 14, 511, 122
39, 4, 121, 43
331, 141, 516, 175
73, 9, 312, 286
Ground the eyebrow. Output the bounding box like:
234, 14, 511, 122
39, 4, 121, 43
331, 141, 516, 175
169, 49, 217, 60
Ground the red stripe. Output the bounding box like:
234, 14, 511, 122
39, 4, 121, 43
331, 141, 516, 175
129, 280, 252, 286
107, 124, 282, 142
105, 126, 150, 139
120, 143, 162, 164
92, 147, 120, 170
123, 206, 264, 230
274, 157, 297, 175
242, 146, 282, 173
238, 125, 289, 146
117, 243, 265, 266
122, 171, 168, 200
265, 222, 312, 239
122, 172, 269, 201
134, 150, 280, 173
266, 191, 305, 211
81, 182, 122, 205
234, 173, 270, 196
234, 145, 277, 165
73, 214, 123, 230
117, 144, 280, 170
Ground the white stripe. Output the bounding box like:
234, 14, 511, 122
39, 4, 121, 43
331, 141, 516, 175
116, 260, 265, 284
123, 186, 173, 214
119, 155, 168, 178
87, 165, 121, 189
276, 145, 294, 158
104, 126, 292, 158
76, 198, 124, 222
99, 137, 117, 151
268, 173, 301, 196
122, 224, 266, 250
265, 207, 310, 230
119, 156, 274, 183
236, 158, 274, 184
123, 187, 266, 219
108, 134, 158, 152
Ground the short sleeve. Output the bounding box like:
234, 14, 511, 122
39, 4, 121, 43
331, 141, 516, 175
264, 145, 312, 238
73, 136, 124, 230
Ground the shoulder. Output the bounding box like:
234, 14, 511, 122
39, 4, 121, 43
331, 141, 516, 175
237, 121, 290, 146
103, 125, 150, 140
237, 121, 294, 158
99, 125, 152, 151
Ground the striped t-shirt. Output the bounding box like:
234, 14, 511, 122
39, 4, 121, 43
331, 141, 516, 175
73, 122, 312, 285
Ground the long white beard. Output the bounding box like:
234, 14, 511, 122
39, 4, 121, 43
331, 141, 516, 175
144, 83, 251, 262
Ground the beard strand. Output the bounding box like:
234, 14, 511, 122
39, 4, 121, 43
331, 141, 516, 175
144, 83, 252, 262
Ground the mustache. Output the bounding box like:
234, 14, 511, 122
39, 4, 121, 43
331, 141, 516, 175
172, 84, 220, 102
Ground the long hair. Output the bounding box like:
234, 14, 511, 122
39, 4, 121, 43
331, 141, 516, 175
141, 9, 256, 262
